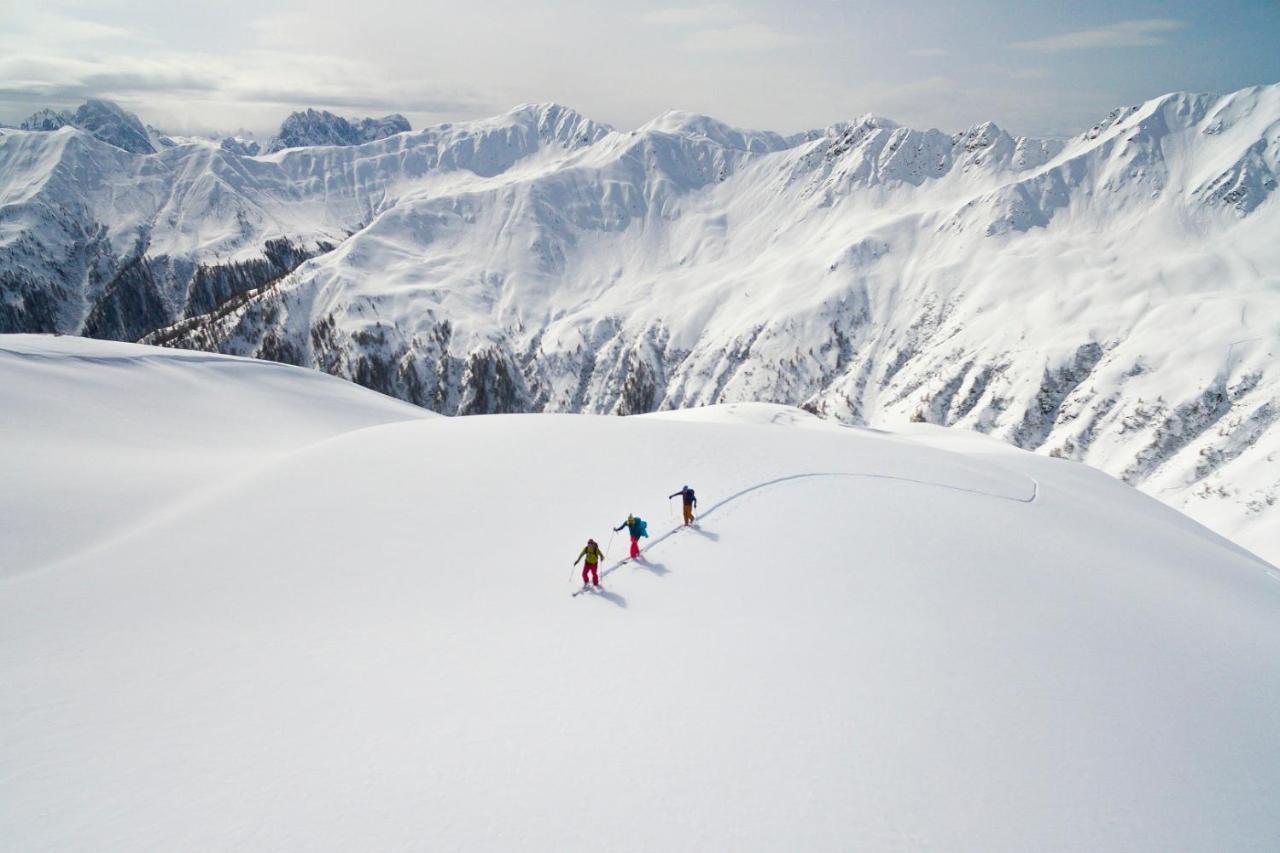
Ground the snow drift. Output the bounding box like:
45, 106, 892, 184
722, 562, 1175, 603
3, 336, 1279, 851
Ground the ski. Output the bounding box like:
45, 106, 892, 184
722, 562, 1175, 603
572, 585, 602, 597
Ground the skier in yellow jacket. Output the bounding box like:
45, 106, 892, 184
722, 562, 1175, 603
574, 538, 604, 588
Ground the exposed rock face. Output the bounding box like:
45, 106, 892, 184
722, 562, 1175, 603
20, 109, 73, 132
267, 109, 411, 152
18, 100, 157, 154
219, 137, 261, 156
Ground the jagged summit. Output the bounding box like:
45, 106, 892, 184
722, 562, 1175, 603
65, 100, 156, 155
19, 109, 72, 132
219, 137, 261, 157
267, 108, 411, 153
18, 100, 156, 154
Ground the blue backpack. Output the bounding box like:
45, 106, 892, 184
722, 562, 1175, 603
636, 518, 649, 538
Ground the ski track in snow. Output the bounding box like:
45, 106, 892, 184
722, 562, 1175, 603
601, 470, 1040, 581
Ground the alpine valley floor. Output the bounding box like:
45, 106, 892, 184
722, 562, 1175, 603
2, 335, 1279, 851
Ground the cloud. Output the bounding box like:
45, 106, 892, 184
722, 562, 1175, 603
1012, 19, 1186, 52
0, 55, 222, 99
640, 4, 803, 53
0, 48, 494, 135
238, 87, 484, 114
856, 76, 962, 120
0, 6, 140, 47
641, 4, 742, 26
908, 48, 949, 58
682, 22, 806, 52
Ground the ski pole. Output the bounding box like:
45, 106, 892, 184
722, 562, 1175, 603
605, 530, 616, 560
667, 497, 675, 519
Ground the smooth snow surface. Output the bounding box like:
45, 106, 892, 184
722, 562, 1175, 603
3, 338, 1279, 851
0, 335, 432, 573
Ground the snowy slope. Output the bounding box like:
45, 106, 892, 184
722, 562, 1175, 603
0, 334, 432, 573
1, 86, 1278, 562
2, 338, 1279, 851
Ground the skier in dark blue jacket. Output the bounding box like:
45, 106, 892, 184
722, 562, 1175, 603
669, 486, 697, 526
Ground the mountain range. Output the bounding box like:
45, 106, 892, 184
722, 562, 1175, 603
0, 85, 1277, 561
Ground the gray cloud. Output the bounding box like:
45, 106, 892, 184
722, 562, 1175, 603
1012, 19, 1186, 52
237, 88, 491, 115
80, 71, 223, 93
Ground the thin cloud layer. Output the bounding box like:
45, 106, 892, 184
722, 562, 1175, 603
1012, 19, 1186, 52
681, 22, 808, 52
0, 1, 1273, 139
641, 4, 743, 26
642, 4, 806, 53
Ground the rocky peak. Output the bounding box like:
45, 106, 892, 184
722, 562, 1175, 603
20, 109, 73, 132
267, 109, 411, 153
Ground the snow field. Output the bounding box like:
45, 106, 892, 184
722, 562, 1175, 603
3, 338, 1279, 851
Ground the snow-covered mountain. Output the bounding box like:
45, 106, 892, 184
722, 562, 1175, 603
218, 136, 261, 156
0, 87, 1278, 561
2, 335, 1279, 851
18, 108, 72, 132
266, 108, 412, 152
18, 99, 158, 154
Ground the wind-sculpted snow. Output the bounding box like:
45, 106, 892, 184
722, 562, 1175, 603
2, 86, 1279, 560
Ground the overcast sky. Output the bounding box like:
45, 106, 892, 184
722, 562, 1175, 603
1, 0, 1277, 139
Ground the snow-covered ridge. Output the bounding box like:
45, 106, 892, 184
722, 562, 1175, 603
1, 85, 1278, 561
2, 336, 1279, 850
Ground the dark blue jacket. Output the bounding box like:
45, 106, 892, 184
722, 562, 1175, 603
670, 487, 697, 506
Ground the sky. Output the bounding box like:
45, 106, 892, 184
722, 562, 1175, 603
1, 0, 1277, 140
